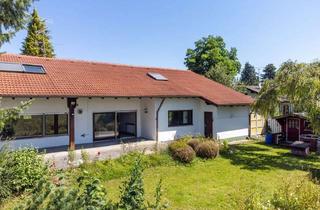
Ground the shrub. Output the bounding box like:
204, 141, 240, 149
168, 140, 195, 163
222, 140, 229, 150
172, 145, 195, 163
195, 141, 219, 159
270, 176, 320, 210
17, 172, 113, 210
187, 139, 201, 150
168, 140, 186, 153
119, 157, 145, 210
68, 149, 76, 163
81, 149, 90, 164
0, 147, 48, 202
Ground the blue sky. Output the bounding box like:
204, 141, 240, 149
2, 0, 320, 72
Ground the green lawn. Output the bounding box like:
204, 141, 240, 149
101, 142, 320, 209
2, 141, 320, 209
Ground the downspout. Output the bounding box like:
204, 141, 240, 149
156, 98, 165, 142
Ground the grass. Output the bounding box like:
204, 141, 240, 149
2, 141, 320, 209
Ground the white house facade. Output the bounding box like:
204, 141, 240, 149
0, 54, 252, 149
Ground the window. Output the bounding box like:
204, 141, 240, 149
0, 62, 45, 74
22, 64, 45, 73
11, 115, 43, 138
147, 72, 168, 81
45, 114, 68, 135
1, 114, 68, 140
168, 110, 193, 127
288, 119, 299, 129
282, 104, 291, 115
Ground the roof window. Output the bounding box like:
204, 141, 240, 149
147, 72, 168, 81
0, 62, 45, 74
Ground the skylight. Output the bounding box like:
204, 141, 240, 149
22, 64, 45, 73
0, 62, 45, 74
0, 62, 24, 72
147, 72, 168, 81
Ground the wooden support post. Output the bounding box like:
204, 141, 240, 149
67, 98, 77, 150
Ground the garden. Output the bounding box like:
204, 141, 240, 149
1, 138, 320, 210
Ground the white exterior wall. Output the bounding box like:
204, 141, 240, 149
0, 97, 250, 149
140, 98, 156, 140
215, 106, 250, 140
157, 98, 203, 141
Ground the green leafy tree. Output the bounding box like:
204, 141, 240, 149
253, 61, 320, 134
21, 9, 55, 57
205, 64, 235, 87
262, 64, 276, 81
185, 35, 241, 86
0, 0, 35, 48
240, 62, 259, 85
0, 99, 31, 133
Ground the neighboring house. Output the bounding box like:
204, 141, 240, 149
245, 86, 266, 137
0, 54, 252, 149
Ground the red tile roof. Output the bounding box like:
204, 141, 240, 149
0, 54, 253, 106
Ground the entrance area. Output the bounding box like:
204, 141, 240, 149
204, 112, 213, 138
93, 111, 137, 141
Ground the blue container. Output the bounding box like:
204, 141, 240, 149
265, 134, 273, 145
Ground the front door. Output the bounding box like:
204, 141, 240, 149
287, 118, 300, 141
204, 112, 213, 138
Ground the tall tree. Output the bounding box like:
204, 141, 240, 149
185, 35, 241, 86
262, 64, 276, 81
0, 0, 35, 48
253, 61, 320, 134
240, 62, 259, 85
21, 9, 55, 57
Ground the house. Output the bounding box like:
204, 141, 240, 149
244, 85, 266, 137
0, 54, 253, 149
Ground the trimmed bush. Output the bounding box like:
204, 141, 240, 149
187, 139, 201, 150
168, 140, 187, 153
172, 145, 195, 163
195, 141, 219, 159
168, 140, 195, 163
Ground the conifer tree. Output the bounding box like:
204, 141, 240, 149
262, 63, 276, 81
21, 9, 55, 57
240, 62, 259, 85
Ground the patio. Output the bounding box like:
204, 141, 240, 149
42, 139, 168, 169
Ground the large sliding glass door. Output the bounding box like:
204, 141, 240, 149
93, 112, 116, 140
117, 112, 137, 139
93, 111, 137, 141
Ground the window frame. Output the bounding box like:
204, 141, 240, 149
1, 113, 68, 140
168, 110, 193, 127
44, 114, 69, 136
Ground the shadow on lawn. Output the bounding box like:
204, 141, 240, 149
221, 142, 320, 173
